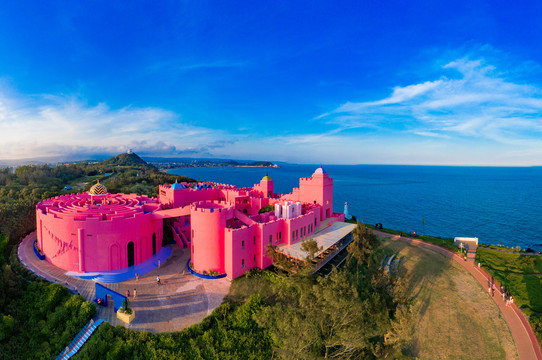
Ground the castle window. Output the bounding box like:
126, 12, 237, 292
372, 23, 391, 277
253, 236, 256, 245
269, 235, 272, 245
279, 232, 282, 240
254, 254, 256, 262
296, 230, 298, 239
242, 259, 245, 268
242, 240, 245, 250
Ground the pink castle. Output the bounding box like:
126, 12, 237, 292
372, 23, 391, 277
36, 167, 353, 279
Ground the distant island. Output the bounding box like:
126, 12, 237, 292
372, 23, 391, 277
142, 156, 279, 170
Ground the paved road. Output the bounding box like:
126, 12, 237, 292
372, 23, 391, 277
375, 230, 542, 360
18, 233, 230, 333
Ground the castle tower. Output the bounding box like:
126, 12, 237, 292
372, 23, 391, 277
259, 173, 274, 197
299, 166, 334, 220
190, 202, 233, 274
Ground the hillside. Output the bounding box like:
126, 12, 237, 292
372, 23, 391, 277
100, 152, 155, 169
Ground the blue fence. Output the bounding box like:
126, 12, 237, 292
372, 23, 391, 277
95, 283, 126, 311
186, 258, 227, 279
33, 241, 45, 260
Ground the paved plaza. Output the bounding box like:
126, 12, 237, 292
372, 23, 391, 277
19, 233, 231, 333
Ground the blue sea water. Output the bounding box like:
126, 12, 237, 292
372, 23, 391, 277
168, 165, 542, 251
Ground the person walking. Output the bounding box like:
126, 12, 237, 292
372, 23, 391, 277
126, 289, 130, 298
157, 275, 161, 285
135, 273, 139, 281
133, 289, 137, 299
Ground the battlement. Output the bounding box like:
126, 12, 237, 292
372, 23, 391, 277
191, 200, 234, 213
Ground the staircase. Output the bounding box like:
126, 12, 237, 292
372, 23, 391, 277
56, 318, 104, 360
65, 247, 172, 283
170, 225, 188, 248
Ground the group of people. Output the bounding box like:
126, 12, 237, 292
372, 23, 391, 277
502, 287, 514, 307
487, 277, 514, 307
126, 289, 137, 299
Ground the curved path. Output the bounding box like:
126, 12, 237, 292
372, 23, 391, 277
375, 230, 542, 360
18, 232, 230, 333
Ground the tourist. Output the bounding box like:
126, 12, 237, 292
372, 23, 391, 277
510, 295, 514, 306
136, 273, 139, 281
157, 275, 161, 285
133, 289, 137, 299
491, 283, 495, 297
126, 289, 130, 298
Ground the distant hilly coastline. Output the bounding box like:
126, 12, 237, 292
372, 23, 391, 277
0, 153, 280, 169
142, 156, 279, 170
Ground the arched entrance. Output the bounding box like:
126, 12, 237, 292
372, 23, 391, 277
127, 241, 135, 267
152, 233, 156, 255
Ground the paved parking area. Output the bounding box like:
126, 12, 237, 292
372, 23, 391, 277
19, 233, 231, 333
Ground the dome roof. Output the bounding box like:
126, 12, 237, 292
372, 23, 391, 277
314, 165, 327, 174
171, 181, 184, 190
89, 180, 108, 195
262, 173, 272, 181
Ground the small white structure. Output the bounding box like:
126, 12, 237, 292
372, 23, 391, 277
454, 237, 478, 245
274, 203, 282, 218
344, 202, 352, 220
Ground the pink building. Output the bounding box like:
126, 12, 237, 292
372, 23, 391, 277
36, 167, 352, 279
36, 181, 163, 272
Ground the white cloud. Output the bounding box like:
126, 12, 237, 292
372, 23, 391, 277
0, 88, 229, 160
319, 56, 542, 144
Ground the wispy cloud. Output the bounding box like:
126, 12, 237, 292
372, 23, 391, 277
0, 88, 229, 160
319, 57, 542, 143
147, 59, 249, 74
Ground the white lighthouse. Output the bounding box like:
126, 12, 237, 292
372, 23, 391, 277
344, 202, 352, 220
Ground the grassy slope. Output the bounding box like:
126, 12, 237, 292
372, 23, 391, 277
381, 237, 519, 360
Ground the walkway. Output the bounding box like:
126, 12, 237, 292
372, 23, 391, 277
18, 233, 231, 333
375, 230, 542, 360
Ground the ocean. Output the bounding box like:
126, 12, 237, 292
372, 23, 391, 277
168, 164, 542, 251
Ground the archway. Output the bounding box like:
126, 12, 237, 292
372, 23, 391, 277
127, 241, 135, 267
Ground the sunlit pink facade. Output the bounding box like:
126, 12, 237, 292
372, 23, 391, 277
36, 167, 345, 279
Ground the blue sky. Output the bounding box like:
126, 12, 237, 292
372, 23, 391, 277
1, 1, 542, 165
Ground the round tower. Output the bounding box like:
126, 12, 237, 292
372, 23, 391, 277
190, 201, 233, 274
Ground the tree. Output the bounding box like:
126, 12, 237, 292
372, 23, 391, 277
347, 223, 378, 282
300, 238, 322, 263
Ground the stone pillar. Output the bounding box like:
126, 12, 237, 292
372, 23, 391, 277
78, 228, 85, 272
